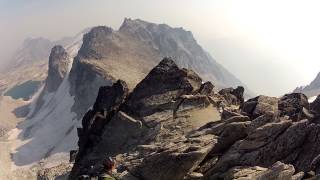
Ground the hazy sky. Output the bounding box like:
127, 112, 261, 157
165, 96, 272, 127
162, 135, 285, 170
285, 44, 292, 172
1, 0, 320, 96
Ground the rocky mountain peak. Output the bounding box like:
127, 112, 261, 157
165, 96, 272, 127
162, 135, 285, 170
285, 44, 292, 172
45, 45, 70, 92
119, 18, 150, 30
123, 57, 203, 117
50, 45, 68, 59
119, 18, 194, 44
120, 18, 189, 34
77, 26, 114, 59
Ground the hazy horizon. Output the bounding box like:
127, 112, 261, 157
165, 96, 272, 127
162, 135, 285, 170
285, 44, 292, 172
1, 0, 320, 96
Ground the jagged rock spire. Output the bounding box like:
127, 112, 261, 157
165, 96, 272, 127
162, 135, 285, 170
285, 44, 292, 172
45, 45, 70, 92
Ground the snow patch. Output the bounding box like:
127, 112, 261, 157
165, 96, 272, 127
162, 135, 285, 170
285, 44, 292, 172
25, 84, 45, 118
11, 73, 79, 168
10, 54, 81, 168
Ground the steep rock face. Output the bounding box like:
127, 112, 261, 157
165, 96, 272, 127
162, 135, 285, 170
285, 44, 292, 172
77, 80, 129, 159
69, 60, 114, 118
76, 26, 116, 60
45, 45, 70, 92
69, 18, 251, 118
118, 19, 247, 91
69, 27, 117, 118
28, 44, 77, 118
119, 19, 214, 80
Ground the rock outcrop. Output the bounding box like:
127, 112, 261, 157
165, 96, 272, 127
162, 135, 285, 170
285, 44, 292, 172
45, 45, 71, 92
77, 80, 129, 159
241, 95, 279, 119
278, 93, 310, 121
68, 58, 320, 180
223, 161, 303, 180
310, 95, 320, 116
123, 58, 202, 117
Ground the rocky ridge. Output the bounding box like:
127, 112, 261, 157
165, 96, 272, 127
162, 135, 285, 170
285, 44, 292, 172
69, 18, 252, 119
66, 58, 320, 180
69, 57, 225, 179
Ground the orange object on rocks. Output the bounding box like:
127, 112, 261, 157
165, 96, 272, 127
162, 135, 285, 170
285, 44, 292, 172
103, 157, 116, 172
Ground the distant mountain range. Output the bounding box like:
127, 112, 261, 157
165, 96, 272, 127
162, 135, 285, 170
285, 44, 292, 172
294, 72, 320, 98
0, 29, 87, 97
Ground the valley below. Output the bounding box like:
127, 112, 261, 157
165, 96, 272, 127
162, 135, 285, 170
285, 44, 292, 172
0, 96, 34, 179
